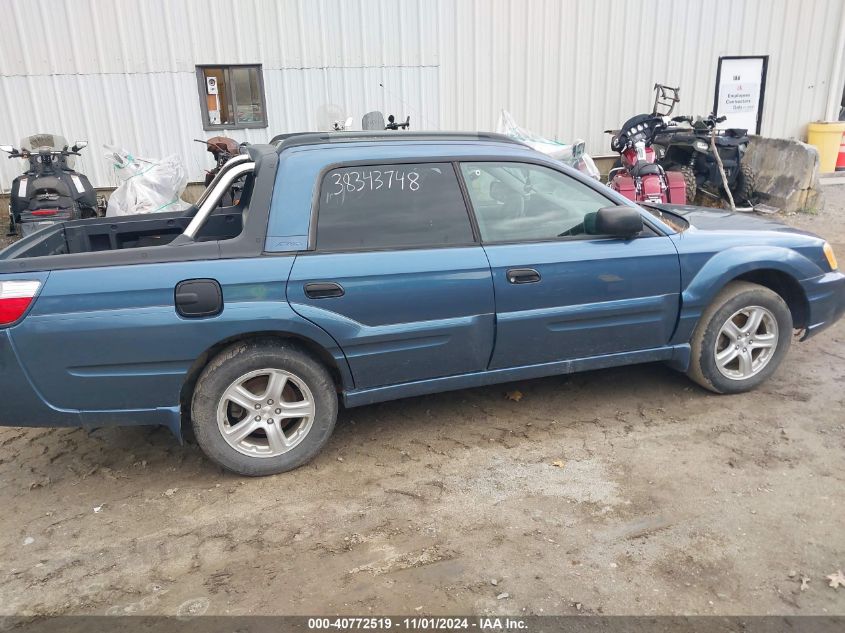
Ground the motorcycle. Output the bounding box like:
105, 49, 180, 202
654, 112, 754, 204
605, 114, 687, 205
1, 134, 98, 236
195, 137, 246, 206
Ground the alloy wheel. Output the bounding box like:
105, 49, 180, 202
216, 368, 315, 458
714, 306, 779, 380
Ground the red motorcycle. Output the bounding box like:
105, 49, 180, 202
195, 137, 244, 206
605, 114, 686, 204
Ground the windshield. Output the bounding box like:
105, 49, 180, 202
20, 133, 69, 151
18, 133, 75, 168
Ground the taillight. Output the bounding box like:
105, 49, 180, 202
0, 280, 41, 325
31, 209, 59, 216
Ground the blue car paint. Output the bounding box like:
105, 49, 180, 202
287, 247, 496, 389
801, 272, 845, 337
482, 236, 681, 368
0, 136, 843, 438
10, 258, 352, 413
667, 227, 833, 344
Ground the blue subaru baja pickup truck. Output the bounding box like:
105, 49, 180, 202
0, 133, 842, 475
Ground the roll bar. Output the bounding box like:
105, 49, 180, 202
194, 154, 252, 208
183, 158, 254, 240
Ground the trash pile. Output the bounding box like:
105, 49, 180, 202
103, 145, 190, 217
496, 110, 600, 179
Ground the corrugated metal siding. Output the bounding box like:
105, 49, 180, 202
0, 0, 441, 188
438, 0, 845, 156
1, 0, 843, 189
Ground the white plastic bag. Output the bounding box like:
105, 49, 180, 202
496, 110, 600, 179
104, 146, 190, 217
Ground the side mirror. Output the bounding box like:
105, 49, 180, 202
0, 145, 13, 153
489, 180, 515, 203
595, 206, 643, 238
72, 140, 88, 151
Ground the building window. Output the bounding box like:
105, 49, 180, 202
195, 65, 267, 130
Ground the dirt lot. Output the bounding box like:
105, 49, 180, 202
1, 187, 844, 618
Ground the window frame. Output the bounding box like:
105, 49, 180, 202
456, 158, 662, 245
195, 64, 268, 131
309, 160, 481, 254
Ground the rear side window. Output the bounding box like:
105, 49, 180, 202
316, 163, 474, 251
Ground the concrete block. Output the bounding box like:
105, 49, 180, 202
744, 136, 825, 213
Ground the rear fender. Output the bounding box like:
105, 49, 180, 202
671, 245, 822, 344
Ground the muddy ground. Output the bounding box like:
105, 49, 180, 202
1, 186, 844, 618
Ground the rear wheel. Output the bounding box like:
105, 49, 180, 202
687, 281, 792, 394
191, 340, 338, 476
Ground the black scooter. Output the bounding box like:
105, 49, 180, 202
2, 134, 99, 236
654, 112, 755, 205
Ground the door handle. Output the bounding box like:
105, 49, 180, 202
506, 268, 541, 284
304, 281, 345, 299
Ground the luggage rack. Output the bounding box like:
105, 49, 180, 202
652, 84, 680, 117
269, 131, 528, 151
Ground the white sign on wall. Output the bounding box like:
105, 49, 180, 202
714, 56, 768, 134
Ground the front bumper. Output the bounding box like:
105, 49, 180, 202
801, 271, 845, 340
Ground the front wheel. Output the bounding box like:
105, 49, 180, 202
191, 340, 338, 476
679, 165, 697, 204
731, 163, 755, 205
687, 281, 792, 394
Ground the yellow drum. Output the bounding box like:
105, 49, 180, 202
807, 121, 845, 173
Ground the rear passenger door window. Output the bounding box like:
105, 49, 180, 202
316, 163, 474, 250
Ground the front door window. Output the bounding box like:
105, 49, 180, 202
460, 162, 619, 242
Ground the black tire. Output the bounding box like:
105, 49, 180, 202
191, 339, 338, 476
732, 163, 755, 205
687, 281, 792, 394
679, 165, 697, 204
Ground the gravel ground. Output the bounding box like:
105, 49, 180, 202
0, 186, 843, 617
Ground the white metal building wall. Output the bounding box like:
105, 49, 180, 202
439, 0, 845, 159
1, 0, 843, 189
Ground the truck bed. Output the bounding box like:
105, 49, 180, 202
0, 206, 245, 271
1, 206, 247, 259
0, 146, 277, 275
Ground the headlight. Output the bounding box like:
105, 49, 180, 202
694, 140, 709, 152
823, 242, 838, 271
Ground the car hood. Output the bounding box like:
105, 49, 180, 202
646, 203, 808, 234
